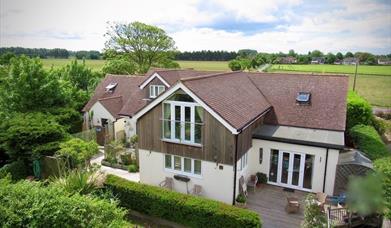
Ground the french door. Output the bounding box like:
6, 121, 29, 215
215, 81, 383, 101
269, 150, 312, 190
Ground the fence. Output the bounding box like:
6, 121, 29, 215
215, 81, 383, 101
40, 156, 69, 179
72, 128, 97, 142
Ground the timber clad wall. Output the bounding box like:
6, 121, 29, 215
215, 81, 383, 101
137, 102, 265, 165
137, 103, 236, 165
237, 116, 264, 159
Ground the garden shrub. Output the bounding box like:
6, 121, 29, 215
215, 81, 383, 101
0, 159, 29, 180
349, 124, 389, 160
0, 178, 130, 227
372, 116, 387, 135
302, 194, 327, 228
56, 138, 98, 168
374, 157, 391, 219
256, 172, 268, 184
346, 91, 373, 130
49, 169, 102, 195
127, 164, 138, 173
105, 175, 261, 228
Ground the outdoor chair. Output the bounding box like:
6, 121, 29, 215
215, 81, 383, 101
316, 192, 328, 212
247, 175, 258, 193
159, 177, 173, 190
285, 197, 300, 214
191, 184, 202, 196
239, 176, 248, 196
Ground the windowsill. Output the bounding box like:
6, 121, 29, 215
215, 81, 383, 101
161, 138, 202, 148
164, 168, 203, 179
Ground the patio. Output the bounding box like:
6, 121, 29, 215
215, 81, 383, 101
246, 184, 308, 228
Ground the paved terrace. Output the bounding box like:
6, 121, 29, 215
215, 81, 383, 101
246, 185, 308, 228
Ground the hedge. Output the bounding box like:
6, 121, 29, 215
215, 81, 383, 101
105, 175, 261, 228
346, 91, 373, 130
374, 157, 391, 219
0, 178, 130, 227
349, 124, 389, 160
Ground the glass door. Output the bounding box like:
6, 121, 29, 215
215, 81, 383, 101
273, 150, 308, 190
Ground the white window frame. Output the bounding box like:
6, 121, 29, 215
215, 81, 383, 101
164, 154, 202, 178
238, 152, 248, 171
149, 85, 165, 98
162, 100, 202, 146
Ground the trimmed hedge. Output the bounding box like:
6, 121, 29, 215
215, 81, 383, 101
0, 178, 130, 227
346, 91, 373, 130
349, 124, 389, 160
105, 175, 261, 228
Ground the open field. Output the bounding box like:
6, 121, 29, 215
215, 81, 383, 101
270, 64, 391, 76
41, 59, 391, 107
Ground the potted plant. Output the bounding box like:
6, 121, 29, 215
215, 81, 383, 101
235, 193, 247, 208
256, 172, 267, 187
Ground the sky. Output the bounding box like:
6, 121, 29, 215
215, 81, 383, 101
0, 0, 390, 54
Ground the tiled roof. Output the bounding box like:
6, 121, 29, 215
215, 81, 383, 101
82, 74, 146, 118
182, 72, 272, 130
141, 69, 219, 86
248, 73, 348, 131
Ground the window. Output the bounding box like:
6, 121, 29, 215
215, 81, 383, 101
162, 90, 203, 145
174, 156, 181, 171
165, 154, 172, 168
296, 92, 311, 104
105, 82, 117, 92
164, 154, 202, 176
149, 85, 165, 98
259, 148, 263, 164
238, 152, 248, 171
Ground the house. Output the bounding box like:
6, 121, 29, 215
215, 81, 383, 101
378, 58, 391, 65
342, 57, 358, 65
85, 69, 349, 205
311, 57, 325, 64
278, 56, 297, 64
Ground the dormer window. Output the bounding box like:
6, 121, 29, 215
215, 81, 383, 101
296, 92, 311, 105
150, 85, 165, 98
105, 82, 117, 92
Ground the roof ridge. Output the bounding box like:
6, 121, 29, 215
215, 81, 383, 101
181, 71, 241, 82
249, 72, 349, 78
98, 95, 122, 101
106, 74, 145, 77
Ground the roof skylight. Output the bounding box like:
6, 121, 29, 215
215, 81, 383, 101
105, 82, 118, 91
296, 92, 311, 104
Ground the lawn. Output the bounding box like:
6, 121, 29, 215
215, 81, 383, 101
40, 59, 391, 107
270, 64, 391, 76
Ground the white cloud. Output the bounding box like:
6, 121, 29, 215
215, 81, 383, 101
0, 0, 390, 54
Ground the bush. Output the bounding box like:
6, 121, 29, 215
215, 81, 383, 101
374, 157, 391, 219
228, 59, 242, 71
302, 194, 327, 228
0, 159, 29, 180
236, 193, 246, 203
50, 169, 102, 195
346, 91, 373, 130
349, 125, 389, 160
0, 112, 67, 160
56, 138, 99, 168
0, 178, 130, 227
105, 175, 261, 228
256, 172, 268, 184
127, 164, 138, 173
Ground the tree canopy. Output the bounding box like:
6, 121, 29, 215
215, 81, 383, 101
105, 21, 176, 73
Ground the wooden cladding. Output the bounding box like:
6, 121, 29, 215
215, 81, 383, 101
137, 103, 235, 165
137, 102, 265, 165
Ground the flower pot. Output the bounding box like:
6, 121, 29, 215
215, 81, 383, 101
235, 201, 247, 208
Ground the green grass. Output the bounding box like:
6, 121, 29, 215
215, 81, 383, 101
270, 64, 391, 76
40, 59, 391, 107
176, 60, 229, 71
42, 59, 106, 71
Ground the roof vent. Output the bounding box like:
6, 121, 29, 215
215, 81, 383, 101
105, 82, 118, 92
296, 92, 311, 105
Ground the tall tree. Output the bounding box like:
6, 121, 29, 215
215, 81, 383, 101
104, 21, 176, 73
345, 52, 354, 58
336, 52, 343, 60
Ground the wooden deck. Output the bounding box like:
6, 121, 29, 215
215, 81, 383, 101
246, 184, 308, 228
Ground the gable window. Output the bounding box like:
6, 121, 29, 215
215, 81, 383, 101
164, 154, 202, 177
149, 85, 165, 98
162, 90, 203, 146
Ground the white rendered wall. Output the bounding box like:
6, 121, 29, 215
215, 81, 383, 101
124, 117, 137, 139
89, 101, 115, 126
249, 139, 339, 195
139, 149, 235, 204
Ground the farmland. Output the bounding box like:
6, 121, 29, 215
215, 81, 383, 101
41, 59, 391, 107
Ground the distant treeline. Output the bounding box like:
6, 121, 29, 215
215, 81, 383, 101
0, 47, 101, 60
175, 50, 238, 61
